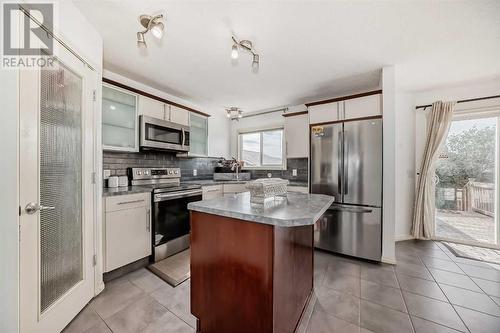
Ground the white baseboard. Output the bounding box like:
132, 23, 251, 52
381, 256, 397, 265
395, 234, 415, 242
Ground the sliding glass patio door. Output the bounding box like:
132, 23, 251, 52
434, 114, 499, 248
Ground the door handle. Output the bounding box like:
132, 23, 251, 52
25, 202, 55, 215
328, 206, 373, 214
337, 130, 343, 196
343, 130, 348, 195
146, 208, 151, 232
117, 199, 144, 205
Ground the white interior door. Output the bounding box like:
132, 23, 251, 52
19, 32, 96, 333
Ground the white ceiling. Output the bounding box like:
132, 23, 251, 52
74, 0, 500, 114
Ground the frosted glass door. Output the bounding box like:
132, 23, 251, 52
190, 113, 208, 156
19, 27, 95, 332
102, 85, 138, 151
40, 61, 83, 312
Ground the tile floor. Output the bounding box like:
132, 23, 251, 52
64, 240, 500, 333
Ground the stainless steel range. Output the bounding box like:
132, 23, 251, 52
128, 167, 202, 261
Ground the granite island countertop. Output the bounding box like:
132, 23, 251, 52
188, 192, 334, 227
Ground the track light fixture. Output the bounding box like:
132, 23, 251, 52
231, 36, 260, 72
137, 14, 165, 48
226, 107, 243, 120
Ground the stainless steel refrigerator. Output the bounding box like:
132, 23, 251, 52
310, 117, 383, 261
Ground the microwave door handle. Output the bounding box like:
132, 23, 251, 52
181, 128, 185, 146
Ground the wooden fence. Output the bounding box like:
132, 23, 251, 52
466, 181, 495, 217
436, 180, 494, 217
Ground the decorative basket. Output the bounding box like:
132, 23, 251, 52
245, 178, 289, 204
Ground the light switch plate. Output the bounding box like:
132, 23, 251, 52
292, 169, 297, 176
193, 169, 197, 176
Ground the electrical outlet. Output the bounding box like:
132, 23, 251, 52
193, 169, 197, 176
292, 169, 297, 177
103, 169, 111, 179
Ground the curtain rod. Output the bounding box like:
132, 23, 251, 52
416, 94, 500, 110
241, 107, 287, 119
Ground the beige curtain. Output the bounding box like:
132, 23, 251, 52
412, 101, 455, 239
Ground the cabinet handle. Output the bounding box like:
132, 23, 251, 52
117, 199, 144, 205
146, 208, 151, 232
204, 188, 220, 193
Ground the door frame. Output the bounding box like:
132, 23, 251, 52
432, 110, 500, 250
17, 9, 101, 332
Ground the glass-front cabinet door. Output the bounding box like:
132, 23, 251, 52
189, 113, 208, 156
102, 84, 138, 151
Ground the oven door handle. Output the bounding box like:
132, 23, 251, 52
154, 189, 202, 202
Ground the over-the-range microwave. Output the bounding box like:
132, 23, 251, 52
139, 115, 190, 152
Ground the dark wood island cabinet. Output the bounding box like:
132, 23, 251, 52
188, 192, 334, 333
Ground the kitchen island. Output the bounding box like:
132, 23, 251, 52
187, 192, 334, 333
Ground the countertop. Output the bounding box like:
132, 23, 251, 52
103, 179, 308, 197
102, 186, 153, 197
183, 179, 308, 187
187, 192, 334, 227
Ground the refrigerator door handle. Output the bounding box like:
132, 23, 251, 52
343, 130, 348, 195
328, 206, 373, 214
338, 130, 343, 196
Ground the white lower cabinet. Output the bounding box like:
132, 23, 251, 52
202, 185, 223, 200
223, 183, 248, 195
103, 192, 151, 272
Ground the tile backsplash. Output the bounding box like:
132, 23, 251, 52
248, 158, 308, 184
103, 151, 308, 184
103, 151, 221, 181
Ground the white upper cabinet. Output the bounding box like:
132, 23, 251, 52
138, 95, 165, 120
308, 92, 382, 124
343, 94, 382, 120
102, 84, 139, 152
189, 113, 208, 156
285, 114, 309, 158
138, 95, 191, 126
169, 105, 190, 126
308, 102, 340, 124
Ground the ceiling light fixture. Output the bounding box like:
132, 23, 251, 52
231, 36, 260, 72
231, 43, 239, 59
137, 14, 165, 48
226, 107, 243, 120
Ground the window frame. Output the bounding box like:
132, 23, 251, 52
238, 126, 286, 170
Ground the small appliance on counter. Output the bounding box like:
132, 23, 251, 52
118, 176, 128, 187
108, 176, 119, 188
